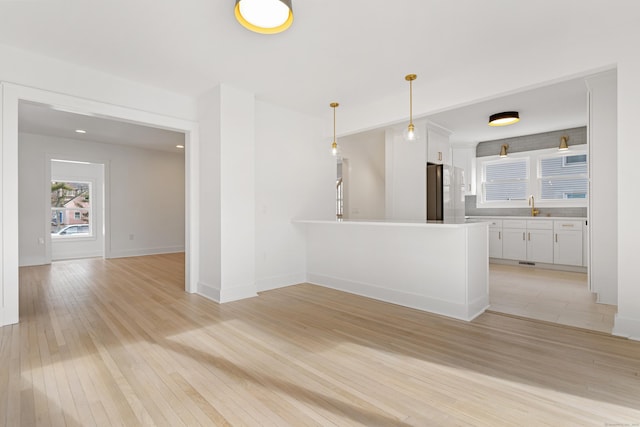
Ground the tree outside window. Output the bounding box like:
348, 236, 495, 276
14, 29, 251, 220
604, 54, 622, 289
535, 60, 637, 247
51, 181, 91, 237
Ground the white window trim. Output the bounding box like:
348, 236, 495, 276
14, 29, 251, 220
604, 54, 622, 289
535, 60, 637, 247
476, 146, 588, 209
51, 180, 96, 240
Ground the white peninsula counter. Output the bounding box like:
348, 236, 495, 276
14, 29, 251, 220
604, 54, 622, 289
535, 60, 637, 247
294, 219, 489, 321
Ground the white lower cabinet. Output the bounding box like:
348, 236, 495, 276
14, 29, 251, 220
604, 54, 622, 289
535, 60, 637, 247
502, 220, 553, 263
489, 229, 502, 258
467, 216, 587, 270
526, 220, 553, 264
502, 228, 527, 260
554, 220, 583, 266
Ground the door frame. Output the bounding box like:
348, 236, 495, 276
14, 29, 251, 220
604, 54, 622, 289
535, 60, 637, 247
1, 82, 200, 326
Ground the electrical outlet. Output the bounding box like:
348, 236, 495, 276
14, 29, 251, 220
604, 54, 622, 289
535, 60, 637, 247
129, 234, 134, 240
38, 237, 44, 245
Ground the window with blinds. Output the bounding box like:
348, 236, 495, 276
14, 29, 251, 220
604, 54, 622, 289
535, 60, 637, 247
539, 154, 588, 200
483, 158, 529, 202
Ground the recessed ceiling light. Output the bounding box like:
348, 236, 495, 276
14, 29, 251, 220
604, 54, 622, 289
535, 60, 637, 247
75, 129, 86, 134
176, 145, 185, 149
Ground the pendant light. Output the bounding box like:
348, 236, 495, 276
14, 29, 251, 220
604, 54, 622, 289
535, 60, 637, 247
499, 144, 509, 158
559, 135, 569, 151
489, 111, 520, 127
234, 0, 294, 34
403, 74, 419, 141
330, 102, 340, 156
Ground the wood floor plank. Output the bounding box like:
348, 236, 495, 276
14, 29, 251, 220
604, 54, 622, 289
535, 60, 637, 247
2, 254, 639, 426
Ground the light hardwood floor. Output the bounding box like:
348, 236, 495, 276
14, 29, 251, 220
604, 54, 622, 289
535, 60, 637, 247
489, 263, 617, 333
2, 254, 640, 426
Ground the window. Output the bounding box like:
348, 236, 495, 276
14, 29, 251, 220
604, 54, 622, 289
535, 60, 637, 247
476, 147, 588, 208
539, 153, 588, 200
51, 181, 92, 237
482, 158, 529, 202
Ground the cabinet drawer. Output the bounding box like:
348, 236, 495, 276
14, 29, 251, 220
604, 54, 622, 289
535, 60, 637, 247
503, 220, 527, 229
554, 220, 583, 231
526, 220, 552, 230
487, 219, 502, 229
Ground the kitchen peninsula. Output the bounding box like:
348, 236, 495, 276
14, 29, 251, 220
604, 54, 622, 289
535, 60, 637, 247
295, 220, 489, 321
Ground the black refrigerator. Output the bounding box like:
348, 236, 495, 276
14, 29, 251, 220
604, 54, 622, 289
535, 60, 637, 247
426, 163, 443, 221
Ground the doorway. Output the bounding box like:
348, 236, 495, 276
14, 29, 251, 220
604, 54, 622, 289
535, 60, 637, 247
1, 83, 199, 326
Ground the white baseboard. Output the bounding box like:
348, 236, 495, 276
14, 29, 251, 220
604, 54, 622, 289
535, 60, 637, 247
613, 314, 640, 341
197, 281, 221, 302
197, 281, 258, 304
255, 272, 305, 292
467, 295, 490, 321
19, 256, 49, 267
307, 273, 481, 322
490, 258, 587, 273
108, 246, 185, 259
52, 251, 103, 261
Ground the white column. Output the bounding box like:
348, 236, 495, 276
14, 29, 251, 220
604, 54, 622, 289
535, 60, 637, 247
586, 71, 617, 306
196, 84, 257, 303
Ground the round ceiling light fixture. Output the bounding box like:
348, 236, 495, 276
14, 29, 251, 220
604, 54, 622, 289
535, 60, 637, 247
488, 111, 520, 127
234, 0, 294, 34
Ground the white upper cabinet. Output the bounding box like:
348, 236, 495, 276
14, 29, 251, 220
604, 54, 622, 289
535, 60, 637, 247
452, 146, 476, 195
427, 127, 451, 165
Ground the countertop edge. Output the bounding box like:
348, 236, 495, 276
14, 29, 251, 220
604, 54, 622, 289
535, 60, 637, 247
293, 219, 487, 228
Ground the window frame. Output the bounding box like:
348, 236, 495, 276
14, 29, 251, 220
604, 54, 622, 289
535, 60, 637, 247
537, 148, 589, 204
476, 146, 588, 209
51, 180, 95, 240
478, 152, 531, 208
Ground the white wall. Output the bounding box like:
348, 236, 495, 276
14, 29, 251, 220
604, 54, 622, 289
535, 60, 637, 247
50, 161, 105, 262
255, 101, 335, 291
0, 44, 196, 120
385, 125, 427, 221
18, 132, 185, 265
338, 130, 385, 220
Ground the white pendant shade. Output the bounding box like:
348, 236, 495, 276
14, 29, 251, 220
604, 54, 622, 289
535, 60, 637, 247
235, 0, 293, 34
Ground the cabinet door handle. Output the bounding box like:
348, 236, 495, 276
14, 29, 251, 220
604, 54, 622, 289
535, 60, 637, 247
522, 232, 525, 240
438, 151, 442, 161
555, 233, 558, 243
498, 231, 501, 240
528, 232, 531, 241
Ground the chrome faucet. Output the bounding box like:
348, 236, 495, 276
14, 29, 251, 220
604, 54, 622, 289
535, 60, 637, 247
529, 195, 540, 217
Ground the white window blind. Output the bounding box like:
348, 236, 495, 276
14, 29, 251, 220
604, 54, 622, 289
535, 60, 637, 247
483, 158, 528, 201
539, 154, 588, 200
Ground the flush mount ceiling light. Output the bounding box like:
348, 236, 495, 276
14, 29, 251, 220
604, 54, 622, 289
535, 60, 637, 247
403, 74, 419, 141
75, 129, 86, 134
499, 144, 509, 158
234, 0, 293, 34
330, 102, 340, 157
559, 135, 569, 151
489, 111, 520, 127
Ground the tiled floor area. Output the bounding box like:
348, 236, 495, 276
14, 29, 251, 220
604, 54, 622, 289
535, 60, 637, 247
488, 263, 617, 333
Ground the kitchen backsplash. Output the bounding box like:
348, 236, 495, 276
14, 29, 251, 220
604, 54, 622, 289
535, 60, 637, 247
464, 195, 587, 218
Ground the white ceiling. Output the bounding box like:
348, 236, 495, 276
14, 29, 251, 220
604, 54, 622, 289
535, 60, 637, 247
425, 77, 588, 146
0, 1, 614, 145
18, 101, 185, 152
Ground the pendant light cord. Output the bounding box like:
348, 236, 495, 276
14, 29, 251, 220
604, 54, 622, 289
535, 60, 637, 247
409, 79, 413, 125
333, 105, 336, 141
